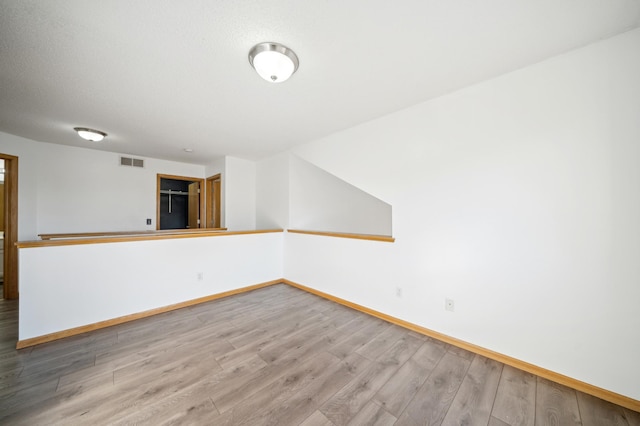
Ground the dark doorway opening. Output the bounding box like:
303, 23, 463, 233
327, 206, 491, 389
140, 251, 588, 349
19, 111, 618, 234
156, 174, 204, 230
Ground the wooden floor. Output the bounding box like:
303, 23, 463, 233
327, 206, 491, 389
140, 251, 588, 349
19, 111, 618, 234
1, 284, 638, 425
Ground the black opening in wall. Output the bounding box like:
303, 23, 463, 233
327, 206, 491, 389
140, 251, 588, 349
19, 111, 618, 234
157, 175, 204, 230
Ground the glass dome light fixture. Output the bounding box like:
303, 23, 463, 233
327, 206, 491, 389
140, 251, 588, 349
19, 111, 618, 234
248, 42, 299, 83
74, 127, 107, 142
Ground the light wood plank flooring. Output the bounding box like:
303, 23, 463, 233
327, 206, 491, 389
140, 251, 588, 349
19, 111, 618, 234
0, 284, 638, 425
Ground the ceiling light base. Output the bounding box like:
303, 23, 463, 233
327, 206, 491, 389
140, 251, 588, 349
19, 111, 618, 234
249, 42, 299, 83
74, 127, 107, 142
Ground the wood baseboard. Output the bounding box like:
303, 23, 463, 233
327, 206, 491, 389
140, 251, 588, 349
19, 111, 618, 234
282, 279, 640, 413
16, 279, 282, 350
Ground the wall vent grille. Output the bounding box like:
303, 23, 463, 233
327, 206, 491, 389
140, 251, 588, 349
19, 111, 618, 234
120, 156, 144, 168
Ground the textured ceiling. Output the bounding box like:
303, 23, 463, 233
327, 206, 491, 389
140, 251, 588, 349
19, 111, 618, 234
1, 1, 639, 164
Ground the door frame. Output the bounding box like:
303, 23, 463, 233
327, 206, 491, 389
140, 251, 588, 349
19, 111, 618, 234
1, 153, 18, 299
156, 174, 205, 230
205, 174, 221, 228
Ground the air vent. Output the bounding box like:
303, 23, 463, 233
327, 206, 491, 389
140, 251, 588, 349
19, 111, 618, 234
120, 156, 144, 168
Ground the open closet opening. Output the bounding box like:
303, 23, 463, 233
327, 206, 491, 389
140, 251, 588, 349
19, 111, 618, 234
156, 174, 205, 230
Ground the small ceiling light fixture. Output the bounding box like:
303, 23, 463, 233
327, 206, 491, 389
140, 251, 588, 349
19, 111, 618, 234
74, 127, 107, 142
183, 148, 194, 153
248, 42, 299, 83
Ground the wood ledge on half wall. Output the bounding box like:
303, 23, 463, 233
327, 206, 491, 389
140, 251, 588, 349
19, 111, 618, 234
17, 228, 282, 248
286, 229, 395, 242
38, 228, 230, 240
17, 228, 394, 248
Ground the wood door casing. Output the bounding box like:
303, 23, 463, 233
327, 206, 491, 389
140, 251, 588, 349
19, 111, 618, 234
206, 174, 221, 228
1, 153, 18, 299
187, 182, 200, 228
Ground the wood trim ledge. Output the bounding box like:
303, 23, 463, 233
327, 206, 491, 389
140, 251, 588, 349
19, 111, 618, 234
282, 279, 640, 413
17, 229, 283, 248
38, 228, 228, 240
16, 280, 282, 349
287, 229, 395, 243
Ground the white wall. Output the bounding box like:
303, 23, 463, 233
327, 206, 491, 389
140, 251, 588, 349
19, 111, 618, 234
255, 152, 392, 234
0, 132, 40, 240
256, 152, 290, 229
289, 155, 392, 235
287, 29, 640, 400
19, 232, 283, 340
205, 156, 226, 227
0, 132, 204, 239
224, 156, 256, 231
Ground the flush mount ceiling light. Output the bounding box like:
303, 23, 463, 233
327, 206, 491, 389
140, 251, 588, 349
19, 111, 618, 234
74, 127, 107, 142
248, 42, 299, 83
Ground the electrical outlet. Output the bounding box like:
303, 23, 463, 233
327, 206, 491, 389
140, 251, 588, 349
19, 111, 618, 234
197, 272, 204, 281
146, 218, 152, 225
445, 298, 455, 312
396, 287, 402, 298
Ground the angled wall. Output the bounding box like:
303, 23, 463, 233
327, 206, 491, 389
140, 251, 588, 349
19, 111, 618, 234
289, 155, 392, 235
255, 153, 393, 236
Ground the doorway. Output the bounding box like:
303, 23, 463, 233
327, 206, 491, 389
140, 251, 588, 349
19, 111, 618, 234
156, 174, 205, 230
0, 159, 4, 297
206, 174, 221, 228
0, 154, 18, 300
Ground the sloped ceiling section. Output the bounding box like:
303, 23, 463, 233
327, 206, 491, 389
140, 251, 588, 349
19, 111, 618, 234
1, 1, 639, 164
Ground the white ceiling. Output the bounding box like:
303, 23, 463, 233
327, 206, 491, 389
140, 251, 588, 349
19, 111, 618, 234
1, 1, 639, 165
